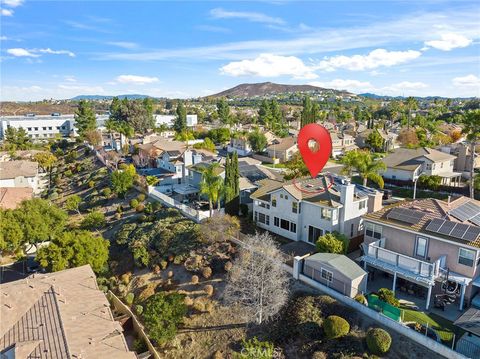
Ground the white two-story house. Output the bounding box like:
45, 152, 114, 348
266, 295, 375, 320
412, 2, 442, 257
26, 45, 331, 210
0, 160, 45, 195
251, 174, 383, 244
382, 147, 461, 186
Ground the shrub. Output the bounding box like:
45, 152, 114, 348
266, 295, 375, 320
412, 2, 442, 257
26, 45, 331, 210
160, 260, 168, 270
366, 328, 392, 355
136, 204, 145, 212
184, 296, 194, 306
191, 275, 199, 284
212, 350, 223, 359
130, 199, 139, 208
81, 211, 106, 230
135, 305, 143, 315
137, 193, 146, 202
238, 337, 275, 359
202, 266, 212, 279
224, 261, 233, 272
378, 288, 399, 307
102, 188, 112, 197
88, 180, 95, 188
204, 284, 214, 296
120, 272, 132, 285
205, 301, 214, 313
116, 205, 123, 213
138, 283, 157, 303
316, 232, 348, 254
64, 169, 73, 177
354, 294, 367, 305
153, 265, 161, 274
115, 212, 122, 220
193, 300, 205, 313
323, 315, 350, 339
125, 292, 135, 306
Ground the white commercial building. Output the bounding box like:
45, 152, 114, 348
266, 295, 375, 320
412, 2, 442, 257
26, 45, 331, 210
251, 174, 383, 244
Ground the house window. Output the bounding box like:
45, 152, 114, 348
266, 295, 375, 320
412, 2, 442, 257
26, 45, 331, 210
459, 248, 476, 267
27, 127, 32, 131
258, 213, 266, 224
308, 226, 323, 243
272, 198, 277, 207
365, 223, 382, 239
42, 127, 47, 130
292, 202, 298, 213
415, 237, 428, 258
34, 127, 38, 130
290, 222, 296, 233
321, 208, 332, 220
285, 195, 288, 200
321, 269, 333, 283
359, 201, 366, 210
280, 194, 283, 199
281, 219, 289, 231
274, 217, 279, 227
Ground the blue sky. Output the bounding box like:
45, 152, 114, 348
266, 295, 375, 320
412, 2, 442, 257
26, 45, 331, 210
1, 0, 479, 101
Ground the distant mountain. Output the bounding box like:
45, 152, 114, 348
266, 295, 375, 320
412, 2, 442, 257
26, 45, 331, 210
206, 82, 353, 98
70, 94, 152, 100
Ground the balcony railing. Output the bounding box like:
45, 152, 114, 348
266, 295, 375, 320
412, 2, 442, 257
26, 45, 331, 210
362, 239, 442, 285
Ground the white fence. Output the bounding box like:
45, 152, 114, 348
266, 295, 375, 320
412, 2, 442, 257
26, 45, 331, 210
148, 186, 210, 223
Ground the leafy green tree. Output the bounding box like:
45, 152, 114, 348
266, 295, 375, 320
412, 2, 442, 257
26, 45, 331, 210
208, 128, 231, 144
300, 96, 320, 127
145, 175, 160, 186
217, 97, 232, 126
200, 162, 224, 216
0, 209, 24, 254
14, 199, 68, 249
4, 127, 31, 150
284, 152, 309, 180
258, 99, 273, 127
81, 211, 106, 230
418, 175, 442, 191
224, 152, 239, 215
143, 292, 187, 345
36, 230, 109, 273
248, 130, 267, 153
65, 195, 82, 215
34, 152, 57, 190
366, 130, 384, 152
174, 101, 187, 133
193, 137, 216, 152
108, 97, 153, 133
462, 110, 480, 198
405, 96, 418, 130
111, 170, 134, 198
74, 100, 97, 138
341, 150, 386, 188
316, 232, 348, 254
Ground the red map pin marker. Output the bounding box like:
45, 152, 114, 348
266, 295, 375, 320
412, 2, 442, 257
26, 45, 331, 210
298, 123, 332, 178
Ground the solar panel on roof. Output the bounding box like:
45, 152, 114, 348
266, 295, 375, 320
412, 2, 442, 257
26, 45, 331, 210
449, 202, 480, 222
438, 220, 457, 235
471, 214, 480, 226
463, 227, 480, 241
450, 223, 470, 239
387, 207, 425, 225
425, 218, 444, 232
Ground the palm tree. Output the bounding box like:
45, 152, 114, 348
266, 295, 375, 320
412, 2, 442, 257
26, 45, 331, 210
200, 163, 223, 216
462, 110, 480, 198
341, 150, 387, 188
406, 96, 418, 130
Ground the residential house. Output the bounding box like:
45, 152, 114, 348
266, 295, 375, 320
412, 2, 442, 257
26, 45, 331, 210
0, 160, 44, 195
382, 147, 461, 186
361, 196, 480, 310
331, 132, 358, 158
251, 174, 383, 243
0, 187, 33, 209
441, 143, 480, 176
0, 265, 137, 358
227, 136, 252, 156
356, 129, 399, 152
265, 136, 298, 163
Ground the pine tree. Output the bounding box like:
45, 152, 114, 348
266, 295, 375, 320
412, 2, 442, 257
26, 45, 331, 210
224, 152, 239, 215
174, 101, 187, 133
75, 100, 97, 138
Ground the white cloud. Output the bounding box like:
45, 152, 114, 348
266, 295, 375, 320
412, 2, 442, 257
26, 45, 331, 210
2, 0, 23, 7
210, 8, 285, 25
37, 48, 76, 57
309, 79, 375, 92
106, 41, 138, 49
0, 35, 7, 40
452, 74, 480, 87
6, 47, 75, 58
64, 75, 77, 83
115, 75, 159, 84
220, 53, 317, 79
425, 33, 472, 51
7, 48, 40, 57
316, 49, 422, 72
382, 81, 428, 92
1, 8, 13, 16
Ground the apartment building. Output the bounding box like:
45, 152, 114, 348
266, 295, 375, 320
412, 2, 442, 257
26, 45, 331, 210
251, 174, 383, 243
361, 197, 480, 310
382, 147, 462, 186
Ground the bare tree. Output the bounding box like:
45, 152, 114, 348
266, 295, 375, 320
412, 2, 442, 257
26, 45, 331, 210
224, 232, 289, 325
199, 214, 240, 244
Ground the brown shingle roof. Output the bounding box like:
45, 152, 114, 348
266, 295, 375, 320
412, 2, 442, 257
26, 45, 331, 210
0, 265, 136, 359
0, 161, 38, 180
363, 197, 480, 247
382, 148, 456, 171
266, 136, 297, 151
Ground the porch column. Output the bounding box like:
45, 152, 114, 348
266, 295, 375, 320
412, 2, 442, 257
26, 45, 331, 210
426, 285, 432, 310
392, 272, 397, 294
460, 282, 466, 311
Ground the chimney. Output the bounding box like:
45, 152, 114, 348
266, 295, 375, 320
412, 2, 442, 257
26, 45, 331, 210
367, 191, 383, 213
